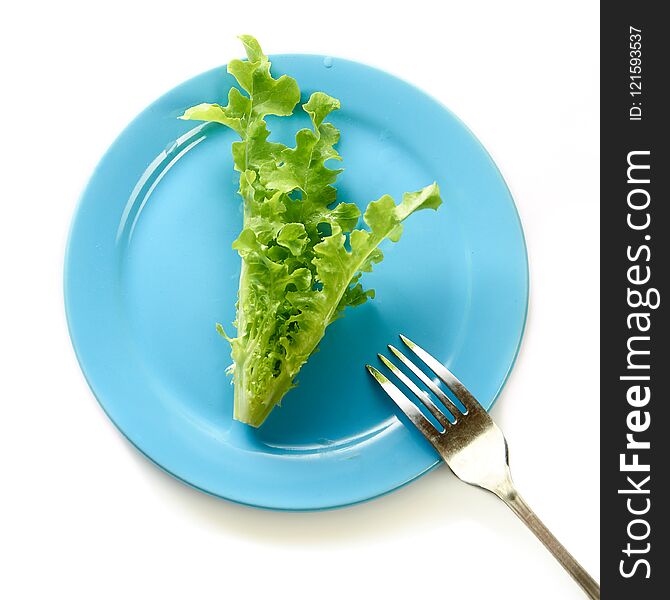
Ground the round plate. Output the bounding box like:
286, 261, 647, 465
65, 55, 528, 510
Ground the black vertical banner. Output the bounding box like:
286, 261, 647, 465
601, 3, 669, 598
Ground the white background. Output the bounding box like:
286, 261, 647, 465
1, 1, 599, 598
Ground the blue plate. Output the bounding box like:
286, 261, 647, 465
65, 55, 528, 510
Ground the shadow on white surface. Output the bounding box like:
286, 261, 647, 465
131, 446, 519, 546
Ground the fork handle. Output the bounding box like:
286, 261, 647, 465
500, 489, 600, 599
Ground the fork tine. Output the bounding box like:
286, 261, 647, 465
387, 344, 464, 418
399, 335, 482, 413
366, 366, 440, 441
377, 354, 452, 429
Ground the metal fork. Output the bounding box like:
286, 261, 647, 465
367, 335, 599, 599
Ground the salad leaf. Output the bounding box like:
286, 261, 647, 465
180, 36, 442, 427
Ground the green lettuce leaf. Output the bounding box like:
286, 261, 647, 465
180, 36, 442, 427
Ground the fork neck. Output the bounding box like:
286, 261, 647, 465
482, 466, 517, 503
